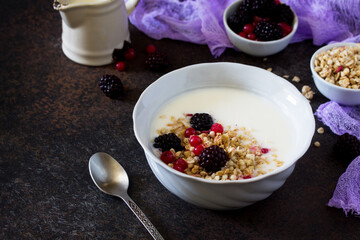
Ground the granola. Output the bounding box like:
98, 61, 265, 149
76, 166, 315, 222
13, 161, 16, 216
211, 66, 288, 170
314, 44, 360, 89
154, 114, 283, 180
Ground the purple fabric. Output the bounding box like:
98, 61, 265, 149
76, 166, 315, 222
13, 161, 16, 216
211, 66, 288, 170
328, 156, 360, 217
128, 0, 360, 57
315, 101, 360, 216
315, 101, 360, 140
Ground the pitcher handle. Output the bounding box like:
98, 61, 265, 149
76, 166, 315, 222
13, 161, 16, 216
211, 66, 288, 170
125, 0, 139, 15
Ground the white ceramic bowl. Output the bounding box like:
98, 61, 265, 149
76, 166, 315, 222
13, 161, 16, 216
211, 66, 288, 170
223, 0, 298, 57
133, 62, 315, 210
310, 42, 360, 106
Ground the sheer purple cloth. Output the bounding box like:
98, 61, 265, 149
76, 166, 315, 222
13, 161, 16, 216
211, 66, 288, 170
128, 0, 360, 57
315, 101, 360, 216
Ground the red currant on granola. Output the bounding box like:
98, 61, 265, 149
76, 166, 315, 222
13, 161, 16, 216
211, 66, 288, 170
193, 144, 204, 156
184, 127, 196, 138
189, 135, 202, 147
173, 159, 188, 172
160, 151, 175, 164
211, 123, 224, 134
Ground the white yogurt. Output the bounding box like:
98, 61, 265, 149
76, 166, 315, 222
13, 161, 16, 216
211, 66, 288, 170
151, 87, 295, 169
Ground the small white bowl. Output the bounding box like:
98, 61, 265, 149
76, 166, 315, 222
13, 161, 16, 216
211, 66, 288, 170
310, 42, 360, 106
133, 62, 315, 210
223, 0, 298, 57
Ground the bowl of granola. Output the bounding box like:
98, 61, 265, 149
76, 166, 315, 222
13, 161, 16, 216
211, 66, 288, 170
310, 42, 360, 106
133, 62, 315, 210
223, 0, 298, 57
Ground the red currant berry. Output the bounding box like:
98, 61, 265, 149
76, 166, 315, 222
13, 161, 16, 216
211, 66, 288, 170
211, 123, 224, 134
189, 135, 202, 147
243, 24, 254, 34
261, 148, 270, 154
247, 32, 256, 40
253, 16, 262, 23
146, 44, 157, 54
243, 175, 252, 179
185, 127, 196, 138
124, 48, 136, 60
116, 61, 126, 71
275, 0, 281, 5
160, 151, 175, 164
193, 144, 204, 156
278, 22, 293, 36
173, 158, 188, 172
238, 32, 247, 38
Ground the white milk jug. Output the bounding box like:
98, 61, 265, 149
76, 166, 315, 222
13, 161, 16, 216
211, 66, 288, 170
54, 0, 139, 66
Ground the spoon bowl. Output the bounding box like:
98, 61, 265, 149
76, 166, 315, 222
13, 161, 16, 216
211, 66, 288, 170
89, 152, 129, 196
89, 152, 164, 240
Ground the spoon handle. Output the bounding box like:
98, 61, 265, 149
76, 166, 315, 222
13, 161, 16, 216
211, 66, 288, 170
122, 194, 165, 240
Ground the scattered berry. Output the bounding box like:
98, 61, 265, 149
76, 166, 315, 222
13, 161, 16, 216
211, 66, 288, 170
190, 113, 213, 131
153, 133, 183, 152
124, 48, 136, 60
160, 151, 175, 164
336, 66, 343, 72
112, 41, 132, 62
145, 52, 169, 71
185, 127, 196, 138
333, 133, 360, 162
189, 135, 202, 147
99, 74, 124, 99
199, 145, 228, 172
116, 61, 126, 71
193, 144, 204, 156
211, 123, 224, 134
243, 175, 252, 179
146, 44, 157, 54
173, 159, 188, 172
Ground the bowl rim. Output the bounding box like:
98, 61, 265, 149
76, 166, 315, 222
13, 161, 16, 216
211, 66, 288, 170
133, 62, 315, 184
223, 0, 299, 45
310, 42, 360, 93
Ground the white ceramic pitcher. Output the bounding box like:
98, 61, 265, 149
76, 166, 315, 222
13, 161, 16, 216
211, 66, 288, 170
54, 0, 139, 66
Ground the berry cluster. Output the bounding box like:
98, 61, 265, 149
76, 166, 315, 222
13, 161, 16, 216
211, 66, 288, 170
112, 41, 169, 72
154, 113, 230, 173
227, 0, 294, 41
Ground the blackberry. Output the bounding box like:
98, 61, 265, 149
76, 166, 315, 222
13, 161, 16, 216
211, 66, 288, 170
272, 4, 294, 25
99, 74, 124, 99
249, 0, 277, 17
227, 8, 253, 33
199, 145, 228, 172
112, 40, 132, 62
254, 21, 283, 41
145, 52, 169, 71
153, 133, 183, 152
190, 113, 213, 131
334, 133, 360, 162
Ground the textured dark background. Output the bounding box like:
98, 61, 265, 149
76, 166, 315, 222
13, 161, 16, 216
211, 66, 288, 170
1, 1, 359, 239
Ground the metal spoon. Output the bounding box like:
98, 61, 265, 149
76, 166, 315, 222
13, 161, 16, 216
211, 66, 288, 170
89, 152, 164, 240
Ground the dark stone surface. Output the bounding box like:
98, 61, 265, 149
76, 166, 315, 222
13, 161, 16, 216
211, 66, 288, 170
1, 1, 359, 239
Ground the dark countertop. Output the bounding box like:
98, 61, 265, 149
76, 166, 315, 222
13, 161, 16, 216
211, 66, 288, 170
1, 1, 359, 239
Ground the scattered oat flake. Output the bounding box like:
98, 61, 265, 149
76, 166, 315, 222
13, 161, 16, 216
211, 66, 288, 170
314, 141, 321, 147
317, 127, 324, 134
267, 68, 272, 72
263, 58, 268, 61
292, 76, 300, 82
283, 75, 289, 78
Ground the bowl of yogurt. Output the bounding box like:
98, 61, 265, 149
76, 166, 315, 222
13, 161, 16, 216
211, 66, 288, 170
133, 62, 315, 210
